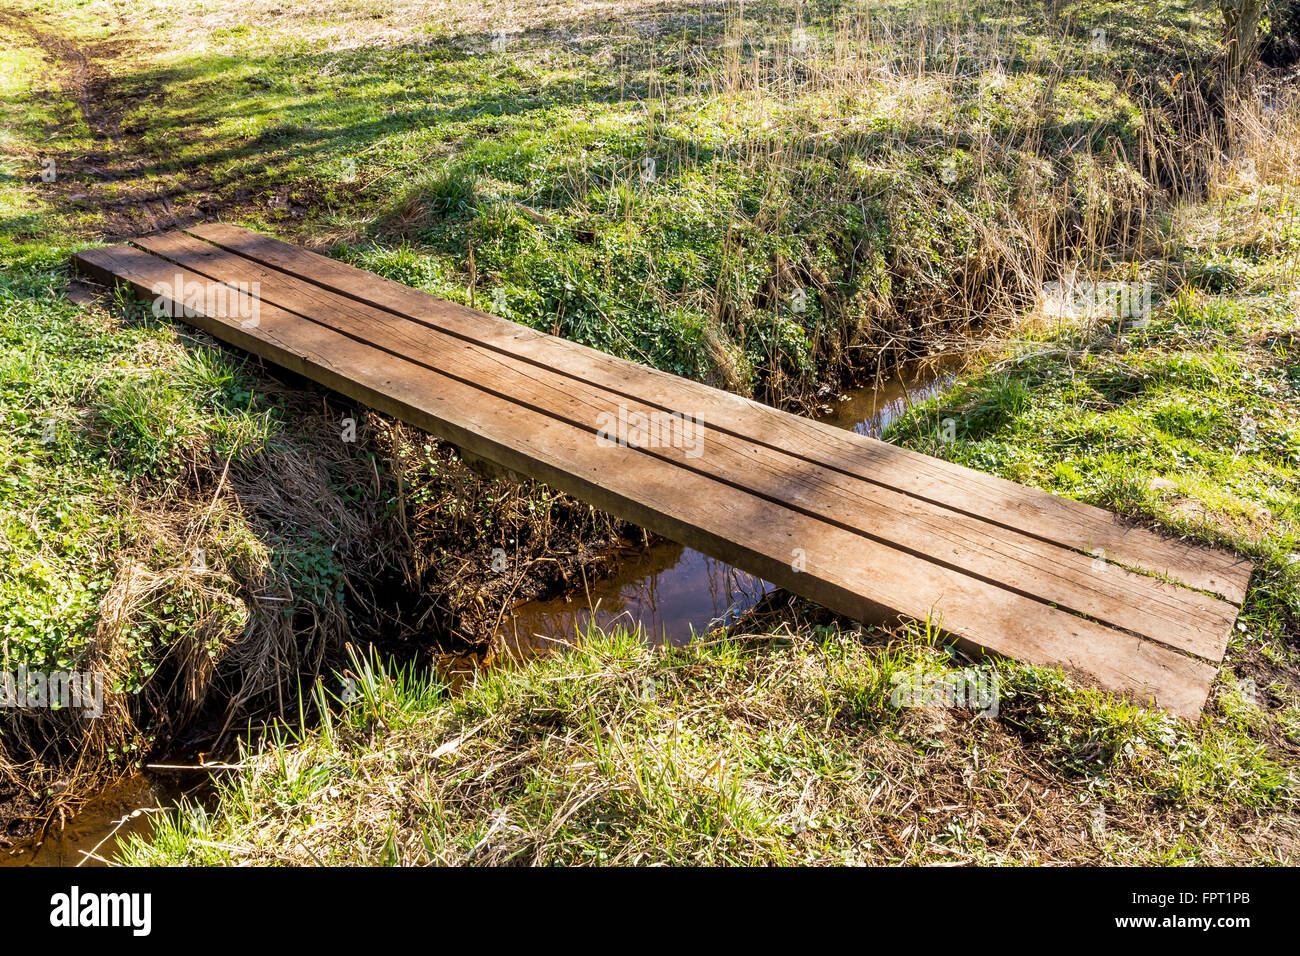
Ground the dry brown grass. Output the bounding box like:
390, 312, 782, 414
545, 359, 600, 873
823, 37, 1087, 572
1198, 82, 1300, 256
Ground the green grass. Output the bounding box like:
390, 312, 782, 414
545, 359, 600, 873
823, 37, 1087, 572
891, 231, 1300, 643
0, 34, 364, 799
0, 241, 273, 678
0, 0, 1215, 693
119, 619, 1296, 866
117, 248, 1300, 864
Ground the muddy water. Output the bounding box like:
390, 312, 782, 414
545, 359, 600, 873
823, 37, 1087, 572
0, 773, 196, 867
499, 541, 770, 654
1, 362, 952, 866
817, 364, 953, 438
496, 363, 953, 656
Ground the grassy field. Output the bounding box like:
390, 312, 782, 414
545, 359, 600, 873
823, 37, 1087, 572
0, 0, 1297, 862
6, 0, 1226, 398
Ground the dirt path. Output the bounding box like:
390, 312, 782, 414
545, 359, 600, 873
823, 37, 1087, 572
0, 5, 243, 237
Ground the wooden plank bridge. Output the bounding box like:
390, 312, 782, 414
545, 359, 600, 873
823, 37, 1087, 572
73, 225, 1253, 718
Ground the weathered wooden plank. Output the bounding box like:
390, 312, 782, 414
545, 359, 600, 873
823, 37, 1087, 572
72, 242, 1220, 717
184, 223, 1253, 604
131, 228, 1238, 663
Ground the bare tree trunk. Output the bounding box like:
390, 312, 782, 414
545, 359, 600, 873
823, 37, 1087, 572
1220, 0, 1266, 80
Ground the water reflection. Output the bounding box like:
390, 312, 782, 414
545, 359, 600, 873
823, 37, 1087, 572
499, 540, 770, 656
817, 364, 951, 438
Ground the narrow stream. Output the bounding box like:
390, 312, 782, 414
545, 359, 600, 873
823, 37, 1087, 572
1, 361, 952, 867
